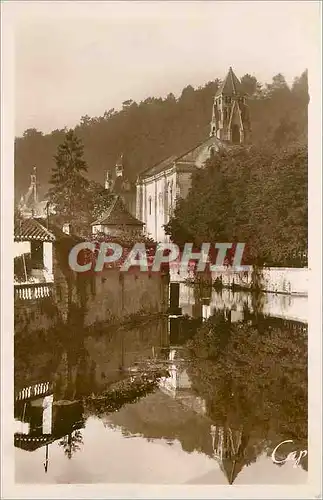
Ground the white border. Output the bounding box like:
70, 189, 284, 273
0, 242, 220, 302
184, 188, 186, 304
1, 2, 322, 498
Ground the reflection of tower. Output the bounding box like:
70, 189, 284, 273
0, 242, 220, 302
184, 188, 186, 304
210, 424, 246, 484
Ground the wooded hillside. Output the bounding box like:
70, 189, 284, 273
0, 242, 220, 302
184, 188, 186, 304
15, 70, 308, 200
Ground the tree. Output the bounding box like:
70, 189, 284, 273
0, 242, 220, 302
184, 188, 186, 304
165, 144, 307, 266
184, 313, 307, 453
59, 430, 84, 459
240, 74, 259, 96
266, 73, 290, 95
272, 116, 298, 148
47, 129, 89, 231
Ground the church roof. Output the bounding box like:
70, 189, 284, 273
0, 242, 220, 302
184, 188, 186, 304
14, 217, 56, 242
215, 67, 243, 97
139, 135, 223, 180
139, 154, 179, 179
176, 135, 223, 164
91, 195, 144, 227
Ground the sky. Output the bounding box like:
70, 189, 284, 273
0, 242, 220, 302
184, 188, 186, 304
7, 1, 321, 136
15, 416, 308, 485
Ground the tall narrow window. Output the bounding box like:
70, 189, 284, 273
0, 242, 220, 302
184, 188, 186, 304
158, 193, 163, 215
148, 196, 152, 215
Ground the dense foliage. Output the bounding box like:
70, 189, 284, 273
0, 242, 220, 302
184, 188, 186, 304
165, 143, 307, 266
15, 71, 308, 201
46, 129, 115, 234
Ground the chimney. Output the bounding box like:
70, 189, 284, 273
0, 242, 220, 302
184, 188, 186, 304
62, 223, 71, 235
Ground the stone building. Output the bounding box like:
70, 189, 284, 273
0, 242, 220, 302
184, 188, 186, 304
14, 217, 55, 287
91, 194, 144, 238
136, 67, 251, 242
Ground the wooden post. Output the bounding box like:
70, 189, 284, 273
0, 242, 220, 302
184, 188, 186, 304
22, 254, 28, 282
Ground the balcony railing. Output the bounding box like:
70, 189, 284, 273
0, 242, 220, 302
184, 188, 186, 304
14, 282, 54, 301
15, 381, 53, 401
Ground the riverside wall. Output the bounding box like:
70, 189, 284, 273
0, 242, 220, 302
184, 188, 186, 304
170, 264, 308, 297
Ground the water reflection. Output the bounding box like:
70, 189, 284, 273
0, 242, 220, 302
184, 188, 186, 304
15, 285, 307, 484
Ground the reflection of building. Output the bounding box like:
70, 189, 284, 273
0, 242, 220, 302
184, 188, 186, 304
159, 346, 206, 415
136, 67, 250, 242
14, 385, 84, 454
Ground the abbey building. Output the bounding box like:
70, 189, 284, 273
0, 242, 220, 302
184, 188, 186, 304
135, 67, 251, 242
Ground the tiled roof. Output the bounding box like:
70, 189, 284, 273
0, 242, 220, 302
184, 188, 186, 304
140, 154, 179, 179
91, 195, 144, 227
47, 223, 84, 243
139, 135, 224, 179
215, 67, 243, 97
176, 135, 223, 164
14, 218, 56, 242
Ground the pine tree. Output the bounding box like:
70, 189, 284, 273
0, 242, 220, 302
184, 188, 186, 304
47, 129, 89, 228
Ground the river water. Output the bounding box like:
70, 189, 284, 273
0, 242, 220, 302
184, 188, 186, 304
14, 285, 307, 484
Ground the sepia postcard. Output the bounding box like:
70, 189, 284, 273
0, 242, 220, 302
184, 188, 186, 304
1, 1, 322, 498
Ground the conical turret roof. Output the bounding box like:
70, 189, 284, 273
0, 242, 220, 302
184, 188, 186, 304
215, 67, 243, 96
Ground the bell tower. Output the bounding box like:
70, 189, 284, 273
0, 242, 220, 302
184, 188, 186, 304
210, 67, 251, 144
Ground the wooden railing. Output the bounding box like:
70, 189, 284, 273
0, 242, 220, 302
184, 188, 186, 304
14, 282, 54, 300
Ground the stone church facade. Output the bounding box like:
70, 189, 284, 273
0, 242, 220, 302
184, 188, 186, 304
135, 67, 251, 243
